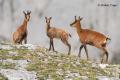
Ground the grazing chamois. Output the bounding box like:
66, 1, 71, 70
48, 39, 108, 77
45, 17, 71, 55
13, 10, 31, 44
70, 16, 110, 63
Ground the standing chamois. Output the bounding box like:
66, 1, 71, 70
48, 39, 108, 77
13, 10, 31, 44
45, 17, 71, 55
70, 16, 110, 63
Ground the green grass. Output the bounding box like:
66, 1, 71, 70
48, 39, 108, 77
0, 49, 32, 60
0, 62, 16, 69
26, 48, 120, 79
26, 51, 98, 79
0, 50, 9, 60
0, 46, 120, 79
0, 73, 8, 80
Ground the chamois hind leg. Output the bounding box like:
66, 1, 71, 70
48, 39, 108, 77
65, 41, 71, 55
78, 44, 84, 58
61, 39, 71, 55
101, 47, 108, 64
100, 52, 104, 63
67, 42, 71, 55
24, 37, 27, 44
18, 39, 22, 44
83, 45, 89, 60
51, 39, 55, 51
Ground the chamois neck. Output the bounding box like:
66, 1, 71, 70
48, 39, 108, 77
76, 22, 82, 34
46, 24, 51, 31
21, 19, 28, 30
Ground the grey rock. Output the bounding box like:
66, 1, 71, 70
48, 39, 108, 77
0, 69, 37, 80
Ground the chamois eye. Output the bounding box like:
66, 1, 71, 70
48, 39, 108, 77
25, 15, 27, 19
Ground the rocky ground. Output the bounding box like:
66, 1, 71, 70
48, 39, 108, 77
0, 42, 120, 80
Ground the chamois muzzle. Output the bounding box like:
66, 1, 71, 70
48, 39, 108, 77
70, 23, 74, 27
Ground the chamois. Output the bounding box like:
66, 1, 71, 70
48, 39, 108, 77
70, 16, 110, 63
45, 17, 71, 55
13, 10, 31, 44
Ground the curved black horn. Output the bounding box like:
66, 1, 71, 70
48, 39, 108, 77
75, 16, 77, 20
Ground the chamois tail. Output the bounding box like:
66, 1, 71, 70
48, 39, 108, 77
69, 34, 72, 37
106, 37, 111, 41
106, 37, 111, 44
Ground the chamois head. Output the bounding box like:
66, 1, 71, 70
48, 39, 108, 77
45, 17, 52, 26
23, 10, 31, 22
70, 16, 83, 28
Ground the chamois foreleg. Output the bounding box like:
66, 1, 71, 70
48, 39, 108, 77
19, 41, 22, 44
17, 37, 22, 44
49, 39, 52, 51
24, 37, 27, 44
83, 45, 89, 60
24, 32, 27, 44
78, 45, 84, 57
51, 39, 55, 51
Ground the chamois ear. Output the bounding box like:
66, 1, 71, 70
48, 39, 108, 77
80, 18, 83, 20
23, 11, 26, 15
74, 16, 77, 21
27, 10, 31, 14
45, 16, 47, 20
45, 17, 48, 23
49, 17, 52, 20
79, 16, 83, 21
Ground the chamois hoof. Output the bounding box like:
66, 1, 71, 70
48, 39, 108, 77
87, 58, 90, 61
54, 50, 58, 53
68, 52, 70, 55
78, 54, 81, 58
